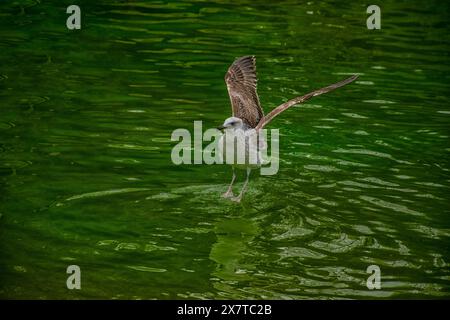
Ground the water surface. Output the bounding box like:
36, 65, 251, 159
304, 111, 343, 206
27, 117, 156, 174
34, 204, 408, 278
0, 0, 449, 299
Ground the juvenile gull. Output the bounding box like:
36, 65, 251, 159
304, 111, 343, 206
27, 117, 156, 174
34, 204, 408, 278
218, 56, 358, 202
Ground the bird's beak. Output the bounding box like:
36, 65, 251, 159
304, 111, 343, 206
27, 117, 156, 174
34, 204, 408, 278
216, 125, 226, 131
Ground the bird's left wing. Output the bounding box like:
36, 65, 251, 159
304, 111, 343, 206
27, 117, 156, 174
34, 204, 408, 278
255, 74, 358, 130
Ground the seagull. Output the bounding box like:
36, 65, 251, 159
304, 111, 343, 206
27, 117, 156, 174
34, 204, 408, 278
217, 56, 358, 202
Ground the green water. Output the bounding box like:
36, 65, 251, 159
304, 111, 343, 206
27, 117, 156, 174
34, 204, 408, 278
1, 0, 449, 299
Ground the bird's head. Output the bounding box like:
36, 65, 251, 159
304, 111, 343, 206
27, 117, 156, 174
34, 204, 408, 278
217, 117, 244, 131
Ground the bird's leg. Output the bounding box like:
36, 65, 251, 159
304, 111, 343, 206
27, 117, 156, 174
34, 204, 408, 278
222, 167, 236, 198
231, 168, 251, 203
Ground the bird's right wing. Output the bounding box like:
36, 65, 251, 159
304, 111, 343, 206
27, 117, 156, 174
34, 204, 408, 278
225, 56, 264, 128
255, 74, 358, 130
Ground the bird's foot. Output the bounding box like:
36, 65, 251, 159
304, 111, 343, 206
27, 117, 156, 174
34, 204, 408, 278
222, 190, 234, 198
230, 195, 242, 203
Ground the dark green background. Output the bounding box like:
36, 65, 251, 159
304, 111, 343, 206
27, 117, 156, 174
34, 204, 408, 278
0, 0, 449, 299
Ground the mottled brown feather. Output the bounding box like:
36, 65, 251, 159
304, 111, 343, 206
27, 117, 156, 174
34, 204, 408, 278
255, 74, 359, 130
225, 56, 264, 128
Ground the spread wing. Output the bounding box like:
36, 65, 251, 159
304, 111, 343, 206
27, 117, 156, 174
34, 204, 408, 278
256, 74, 359, 130
225, 56, 264, 128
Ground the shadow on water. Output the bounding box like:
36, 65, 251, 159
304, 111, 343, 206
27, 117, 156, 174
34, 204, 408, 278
209, 207, 260, 294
